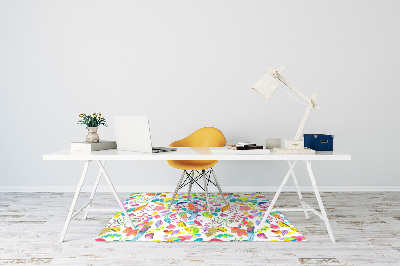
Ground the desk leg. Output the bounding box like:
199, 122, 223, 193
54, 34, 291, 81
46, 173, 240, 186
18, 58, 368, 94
306, 160, 335, 242
83, 161, 106, 219
59, 160, 89, 242
96, 160, 135, 229
258, 160, 297, 227
288, 160, 310, 220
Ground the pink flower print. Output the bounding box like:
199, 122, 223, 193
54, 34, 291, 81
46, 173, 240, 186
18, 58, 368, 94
270, 224, 279, 229
166, 224, 176, 229
95, 238, 106, 241
210, 238, 222, 241
281, 230, 288, 236
145, 233, 154, 239
240, 206, 251, 211
257, 233, 268, 239
154, 205, 165, 211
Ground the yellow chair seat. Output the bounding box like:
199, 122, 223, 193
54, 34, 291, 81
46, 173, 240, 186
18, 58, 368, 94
168, 160, 218, 171
167, 127, 226, 170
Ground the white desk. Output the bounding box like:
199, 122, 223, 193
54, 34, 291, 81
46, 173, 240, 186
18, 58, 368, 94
43, 148, 351, 242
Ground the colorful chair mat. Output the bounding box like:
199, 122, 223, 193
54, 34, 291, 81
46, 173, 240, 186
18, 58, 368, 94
96, 192, 306, 242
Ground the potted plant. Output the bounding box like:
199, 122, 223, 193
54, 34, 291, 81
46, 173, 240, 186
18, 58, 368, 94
77, 112, 107, 143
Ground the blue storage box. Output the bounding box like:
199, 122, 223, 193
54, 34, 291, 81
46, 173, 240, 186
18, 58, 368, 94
304, 134, 334, 151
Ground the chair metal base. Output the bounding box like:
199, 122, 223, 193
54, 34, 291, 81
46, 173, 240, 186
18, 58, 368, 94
169, 168, 227, 212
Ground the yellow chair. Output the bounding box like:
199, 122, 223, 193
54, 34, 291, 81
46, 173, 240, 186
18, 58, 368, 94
168, 127, 227, 211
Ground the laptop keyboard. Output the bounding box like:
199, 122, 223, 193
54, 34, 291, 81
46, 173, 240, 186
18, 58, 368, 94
152, 147, 177, 153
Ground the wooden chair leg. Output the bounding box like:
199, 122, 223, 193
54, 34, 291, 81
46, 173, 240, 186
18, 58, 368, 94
188, 170, 193, 201
169, 170, 186, 209
202, 169, 211, 212
211, 168, 227, 204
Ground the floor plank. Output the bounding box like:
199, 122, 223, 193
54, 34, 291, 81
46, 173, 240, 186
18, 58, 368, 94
0, 192, 399, 265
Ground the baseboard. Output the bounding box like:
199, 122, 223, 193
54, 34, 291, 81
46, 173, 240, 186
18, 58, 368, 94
1, 186, 400, 193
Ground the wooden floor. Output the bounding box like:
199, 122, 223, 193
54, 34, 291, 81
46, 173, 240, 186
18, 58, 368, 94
0, 191, 399, 265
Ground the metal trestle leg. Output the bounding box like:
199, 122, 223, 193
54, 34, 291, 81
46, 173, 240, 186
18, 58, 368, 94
306, 160, 335, 242
97, 161, 134, 230
288, 160, 309, 220
59, 161, 90, 242
259, 160, 297, 226
83, 161, 105, 219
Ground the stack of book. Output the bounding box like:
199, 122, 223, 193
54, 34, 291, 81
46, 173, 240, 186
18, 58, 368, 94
227, 142, 263, 150
211, 142, 270, 155
70, 140, 117, 151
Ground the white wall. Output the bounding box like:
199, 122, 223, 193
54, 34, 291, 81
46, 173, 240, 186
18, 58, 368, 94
1, 0, 399, 190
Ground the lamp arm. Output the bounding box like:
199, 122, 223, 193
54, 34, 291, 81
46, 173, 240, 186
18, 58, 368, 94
274, 72, 320, 111
294, 93, 317, 140
265, 66, 320, 141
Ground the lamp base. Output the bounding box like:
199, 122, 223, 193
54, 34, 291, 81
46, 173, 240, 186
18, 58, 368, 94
273, 147, 315, 154
285, 140, 304, 149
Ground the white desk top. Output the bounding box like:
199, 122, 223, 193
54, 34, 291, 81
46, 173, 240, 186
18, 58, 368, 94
43, 147, 351, 161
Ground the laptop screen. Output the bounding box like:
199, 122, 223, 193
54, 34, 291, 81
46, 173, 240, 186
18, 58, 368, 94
113, 116, 153, 153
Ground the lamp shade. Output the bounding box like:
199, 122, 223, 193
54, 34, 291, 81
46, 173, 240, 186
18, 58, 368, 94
251, 73, 280, 101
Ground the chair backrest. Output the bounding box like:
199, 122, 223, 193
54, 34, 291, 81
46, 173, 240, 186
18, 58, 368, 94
169, 127, 226, 148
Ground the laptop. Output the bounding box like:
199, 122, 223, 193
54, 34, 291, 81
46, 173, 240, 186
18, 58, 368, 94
113, 116, 177, 153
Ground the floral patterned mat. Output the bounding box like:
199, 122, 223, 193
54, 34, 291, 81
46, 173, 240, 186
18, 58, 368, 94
96, 192, 306, 242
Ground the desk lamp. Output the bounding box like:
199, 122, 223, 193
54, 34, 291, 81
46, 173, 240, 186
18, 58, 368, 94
252, 66, 319, 154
